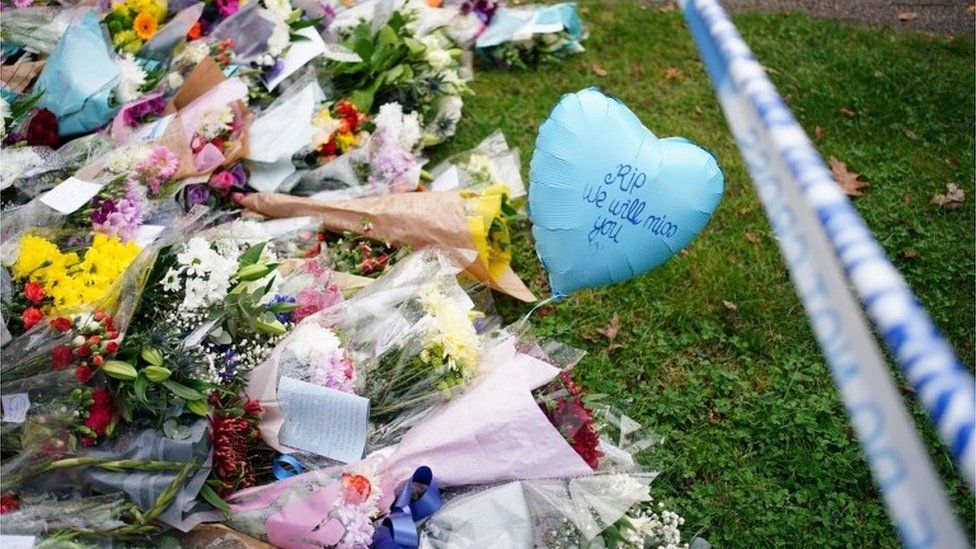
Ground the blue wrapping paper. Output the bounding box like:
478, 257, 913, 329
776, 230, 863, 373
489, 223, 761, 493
35, 10, 120, 136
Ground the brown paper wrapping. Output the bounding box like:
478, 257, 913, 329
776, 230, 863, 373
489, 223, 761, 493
240, 192, 536, 302
0, 61, 45, 93
179, 523, 274, 548
76, 58, 250, 182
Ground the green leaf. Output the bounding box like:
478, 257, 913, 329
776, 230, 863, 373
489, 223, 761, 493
238, 241, 267, 267
403, 36, 425, 56
134, 374, 151, 408
200, 483, 232, 516
289, 32, 311, 42
162, 380, 205, 401
289, 17, 322, 30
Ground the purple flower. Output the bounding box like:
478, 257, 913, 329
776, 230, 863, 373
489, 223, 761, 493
268, 294, 296, 324
122, 96, 166, 127
229, 164, 248, 188
184, 183, 211, 208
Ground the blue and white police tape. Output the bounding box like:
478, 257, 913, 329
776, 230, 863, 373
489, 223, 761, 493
679, 0, 970, 546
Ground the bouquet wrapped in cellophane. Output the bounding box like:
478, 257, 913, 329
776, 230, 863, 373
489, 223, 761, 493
222, 326, 600, 548
245, 248, 497, 463
239, 186, 535, 301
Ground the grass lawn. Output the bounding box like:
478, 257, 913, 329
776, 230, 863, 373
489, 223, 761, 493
429, 2, 974, 546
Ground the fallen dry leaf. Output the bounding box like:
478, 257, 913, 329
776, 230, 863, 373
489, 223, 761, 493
579, 5, 589, 14
828, 156, 870, 197
945, 157, 960, 168
591, 63, 608, 77
744, 231, 760, 244
814, 125, 826, 140
901, 193, 912, 205
659, 2, 675, 13
903, 129, 919, 140
631, 63, 645, 77
899, 11, 919, 21
722, 300, 738, 312
784, 94, 793, 105
931, 183, 966, 210
901, 249, 919, 261
694, 105, 704, 117
873, 70, 885, 78
664, 67, 681, 81
738, 207, 752, 216
839, 107, 856, 118
597, 313, 621, 342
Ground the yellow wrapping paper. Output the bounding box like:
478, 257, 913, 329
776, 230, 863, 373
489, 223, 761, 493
241, 191, 537, 302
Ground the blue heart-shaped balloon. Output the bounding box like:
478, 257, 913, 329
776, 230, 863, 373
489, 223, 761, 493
529, 88, 724, 297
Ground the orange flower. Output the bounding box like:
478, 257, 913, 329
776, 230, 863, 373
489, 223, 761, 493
133, 12, 158, 40
186, 21, 202, 40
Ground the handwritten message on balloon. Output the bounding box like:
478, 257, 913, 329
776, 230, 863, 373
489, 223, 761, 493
584, 164, 678, 249
529, 88, 725, 296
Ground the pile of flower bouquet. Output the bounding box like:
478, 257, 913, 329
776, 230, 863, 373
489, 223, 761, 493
0, 0, 692, 547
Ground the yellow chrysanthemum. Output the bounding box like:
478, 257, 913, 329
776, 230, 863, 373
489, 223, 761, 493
11, 235, 63, 280
112, 29, 139, 49
126, 0, 167, 21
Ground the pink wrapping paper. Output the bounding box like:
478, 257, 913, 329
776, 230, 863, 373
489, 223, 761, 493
225, 342, 593, 545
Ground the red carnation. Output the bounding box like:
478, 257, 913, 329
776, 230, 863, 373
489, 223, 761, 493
50, 317, 73, 333
91, 355, 104, 367
75, 345, 91, 358
93, 310, 106, 321
242, 398, 262, 418
74, 365, 93, 382
52, 345, 74, 369
83, 388, 114, 437
0, 493, 20, 514
23, 281, 45, 303
25, 109, 60, 148
105, 341, 119, 354
22, 307, 43, 330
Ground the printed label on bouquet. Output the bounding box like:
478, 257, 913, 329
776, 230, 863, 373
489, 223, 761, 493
0, 535, 36, 549
278, 376, 369, 463
265, 28, 327, 91
322, 42, 363, 64
431, 166, 461, 192
134, 225, 166, 247
39, 177, 103, 214
1, 393, 30, 423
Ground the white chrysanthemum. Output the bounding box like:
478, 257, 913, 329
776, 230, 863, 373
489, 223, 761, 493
115, 54, 147, 103
165, 71, 184, 90
289, 323, 343, 366
374, 102, 422, 152
162, 268, 182, 292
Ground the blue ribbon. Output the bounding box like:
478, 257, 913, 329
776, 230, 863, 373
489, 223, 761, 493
272, 454, 304, 480
372, 466, 441, 549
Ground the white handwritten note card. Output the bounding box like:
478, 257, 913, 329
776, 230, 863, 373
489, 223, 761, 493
278, 376, 369, 463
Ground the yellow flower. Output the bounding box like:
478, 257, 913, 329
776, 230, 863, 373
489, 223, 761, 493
126, 0, 166, 20
111, 1, 131, 15
133, 12, 158, 40
112, 29, 138, 49
335, 131, 359, 152
12, 235, 63, 280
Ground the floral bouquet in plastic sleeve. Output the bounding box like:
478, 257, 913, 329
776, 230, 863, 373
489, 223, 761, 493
425, 129, 525, 199
223, 334, 595, 547
244, 248, 493, 461
239, 188, 536, 301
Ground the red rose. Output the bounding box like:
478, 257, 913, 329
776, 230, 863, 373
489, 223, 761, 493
0, 493, 20, 514
52, 345, 74, 369
75, 345, 91, 358
93, 310, 106, 321
105, 341, 119, 354
91, 355, 104, 367
23, 281, 45, 303
74, 365, 93, 382
26, 109, 60, 148
86, 335, 101, 346
50, 317, 73, 333
21, 307, 43, 330
107, 330, 119, 340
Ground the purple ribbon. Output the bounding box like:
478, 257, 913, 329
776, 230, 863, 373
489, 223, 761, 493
372, 466, 441, 549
